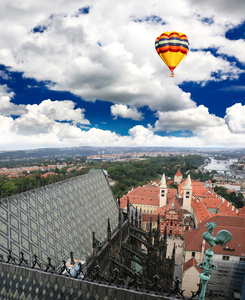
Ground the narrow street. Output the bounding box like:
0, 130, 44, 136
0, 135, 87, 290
166, 236, 184, 280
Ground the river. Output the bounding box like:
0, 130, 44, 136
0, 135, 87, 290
204, 158, 238, 174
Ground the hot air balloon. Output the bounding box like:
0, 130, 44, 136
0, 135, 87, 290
155, 31, 189, 77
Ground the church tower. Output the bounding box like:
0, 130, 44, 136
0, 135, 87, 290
174, 169, 183, 184
182, 174, 192, 212
159, 173, 167, 207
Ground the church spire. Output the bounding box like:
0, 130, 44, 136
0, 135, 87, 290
159, 173, 167, 207
185, 174, 192, 189
182, 174, 192, 212
160, 173, 167, 188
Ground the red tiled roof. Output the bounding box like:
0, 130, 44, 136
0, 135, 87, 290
238, 206, 245, 217
178, 179, 207, 197
179, 177, 239, 223
185, 215, 245, 257
191, 198, 212, 223
154, 206, 166, 215
167, 188, 178, 200
165, 195, 182, 212
192, 195, 238, 224
120, 186, 159, 209
120, 186, 177, 209
175, 169, 182, 177
142, 214, 160, 222
183, 257, 202, 273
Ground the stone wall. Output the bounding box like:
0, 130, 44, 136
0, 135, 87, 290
0, 170, 119, 266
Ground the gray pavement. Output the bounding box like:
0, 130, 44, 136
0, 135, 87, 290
166, 236, 184, 280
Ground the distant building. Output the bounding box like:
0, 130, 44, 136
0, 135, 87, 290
178, 177, 238, 228
119, 168, 244, 298
120, 173, 194, 237
174, 169, 183, 184
214, 182, 241, 192
183, 215, 245, 299
182, 257, 202, 297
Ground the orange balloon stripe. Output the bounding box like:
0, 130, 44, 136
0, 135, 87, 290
179, 46, 188, 54
169, 33, 179, 38
169, 46, 180, 51
157, 46, 169, 53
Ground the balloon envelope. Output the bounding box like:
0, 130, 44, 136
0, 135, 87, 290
155, 31, 189, 76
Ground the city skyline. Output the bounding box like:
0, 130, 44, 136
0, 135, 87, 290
0, 0, 245, 150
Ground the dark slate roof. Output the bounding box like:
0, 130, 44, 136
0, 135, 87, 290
0, 169, 119, 265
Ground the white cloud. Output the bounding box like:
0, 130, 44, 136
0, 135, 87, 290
0, 0, 243, 110
0, 91, 90, 137
27, 99, 90, 124
0, 1, 245, 150
0, 85, 27, 116
111, 104, 143, 120
225, 103, 245, 133
154, 105, 224, 132
1, 109, 245, 150
14, 112, 55, 135
174, 51, 243, 84
217, 39, 245, 63
187, 0, 245, 21
197, 124, 245, 147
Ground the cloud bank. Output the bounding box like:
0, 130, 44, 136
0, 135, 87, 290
0, 0, 245, 149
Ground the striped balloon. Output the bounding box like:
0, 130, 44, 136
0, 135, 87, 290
155, 31, 189, 77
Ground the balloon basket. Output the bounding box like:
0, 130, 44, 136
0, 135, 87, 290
171, 72, 174, 77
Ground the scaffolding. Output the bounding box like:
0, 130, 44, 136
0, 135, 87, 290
228, 260, 245, 300
205, 259, 245, 299
206, 261, 231, 299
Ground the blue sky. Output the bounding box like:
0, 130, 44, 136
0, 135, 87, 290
0, 0, 245, 150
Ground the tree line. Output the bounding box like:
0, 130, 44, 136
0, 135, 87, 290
0, 154, 207, 198
1, 154, 244, 210
103, 155, 210, 198
214, 185, 244, 209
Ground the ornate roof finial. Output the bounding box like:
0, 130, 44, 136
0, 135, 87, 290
197, 222, 232, 300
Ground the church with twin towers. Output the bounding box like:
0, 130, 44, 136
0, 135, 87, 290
119, 169, 238, 236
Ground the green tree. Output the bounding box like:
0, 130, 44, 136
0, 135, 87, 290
2, 181, 17, 196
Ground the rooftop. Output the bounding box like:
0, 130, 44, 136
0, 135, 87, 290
185, 215, 245, 256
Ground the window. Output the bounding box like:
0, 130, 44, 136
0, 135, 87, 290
185, 226, 189, 231
192, 252, 195, 258
186, 195, 189, 198
240, 257, 245, 261
222, 256, 230, 261
170, 221, 173, 226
